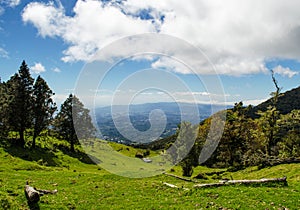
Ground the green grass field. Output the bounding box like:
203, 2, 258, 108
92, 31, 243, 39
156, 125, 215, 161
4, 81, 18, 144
0, 139, 299, 209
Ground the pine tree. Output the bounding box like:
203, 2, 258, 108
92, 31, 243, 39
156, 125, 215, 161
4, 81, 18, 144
32, 76, 57, 148
54, 94, 95, 152
7, 61, 34, 146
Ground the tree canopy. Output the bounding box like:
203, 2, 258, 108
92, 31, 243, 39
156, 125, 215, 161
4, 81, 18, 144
54, 94, 96, 152
6, 61, 34, 146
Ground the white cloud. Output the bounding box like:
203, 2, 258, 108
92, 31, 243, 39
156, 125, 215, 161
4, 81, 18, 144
0, 47, 9, 58
22, 0, 300, 76
0, 0, 21, 13
31, 62, 46, 74
151, 57, 192, 74
22, 0, 156, 62
0, 0, 20, 16
174, 91, 211, 96
52, 67, 61, 73
273, 65, 298, 78
243, 98, 268, 106
1, 0, 21, 7
7, 0, 20, 7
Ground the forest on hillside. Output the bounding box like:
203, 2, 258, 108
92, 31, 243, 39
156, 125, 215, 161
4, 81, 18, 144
136, 72, 300, 176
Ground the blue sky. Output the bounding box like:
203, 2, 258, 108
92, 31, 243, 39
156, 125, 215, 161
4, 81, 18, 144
1, 0, 300, 108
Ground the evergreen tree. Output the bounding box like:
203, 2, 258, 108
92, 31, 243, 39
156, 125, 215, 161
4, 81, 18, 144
32, 76, 57, 148
55, 94, 95, 152
7, 61, 34, 146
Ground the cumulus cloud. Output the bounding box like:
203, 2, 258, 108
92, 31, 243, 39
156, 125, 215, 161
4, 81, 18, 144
31, 62, 46, 74
22, 0, 300, 76
22, 0, 156, 62
273, 65, 298, 78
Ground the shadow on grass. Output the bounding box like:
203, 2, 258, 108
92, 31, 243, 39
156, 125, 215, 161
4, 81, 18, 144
3, 138, 101, 166
27, 201, 40, 210
54, 143, 101, 165
4, 143, 60, 167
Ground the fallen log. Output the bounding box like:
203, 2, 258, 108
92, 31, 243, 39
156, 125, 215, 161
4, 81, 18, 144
163, 182, 179, 188
194, 177, 287, 188
163, 182, 189, 191
24, 185, 40, 203
24, 182, 58, 203
35, 188, 58, 195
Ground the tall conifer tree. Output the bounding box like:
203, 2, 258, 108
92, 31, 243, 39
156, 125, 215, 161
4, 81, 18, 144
7, 61, 34, 146
32, 75, 56, 148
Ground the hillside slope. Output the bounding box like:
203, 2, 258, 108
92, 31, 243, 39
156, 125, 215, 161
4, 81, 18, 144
0, 142, 300, 209
248, 86, 300, 117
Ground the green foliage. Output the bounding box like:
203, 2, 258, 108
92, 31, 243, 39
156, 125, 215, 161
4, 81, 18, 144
54, 94, 96, 152
257, 106, 280, 156
6, 61, 34, 146
176, 101, 299, 170
1, 61, 57, 148
278, 110, 300, 158
166, 122, 198, 176
32, 75, 57, 148
216, 103, 250, 167
0, 61, 98, 152
177, 73, 300, 170
0, 142, 299, 210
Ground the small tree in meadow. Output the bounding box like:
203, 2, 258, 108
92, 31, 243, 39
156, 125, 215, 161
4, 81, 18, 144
54, 94, 95, 152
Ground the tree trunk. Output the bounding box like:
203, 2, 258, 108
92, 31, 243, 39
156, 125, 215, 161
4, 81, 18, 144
19, 129, 25, 147
194, 177, 287, 188
24, 183, 58, 203
163, 182, 189, 190
70, 141, 75, 152
32, 133, 37, 149
24, 185, 40, 203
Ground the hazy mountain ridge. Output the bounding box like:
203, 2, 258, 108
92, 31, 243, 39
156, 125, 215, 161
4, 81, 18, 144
95, 102, 227, 144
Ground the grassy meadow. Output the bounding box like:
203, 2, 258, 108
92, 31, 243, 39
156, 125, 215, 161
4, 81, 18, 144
0, 138, 299, 209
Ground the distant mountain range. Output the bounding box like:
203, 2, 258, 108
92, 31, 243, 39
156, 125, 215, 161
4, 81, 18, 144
136, 85, 300, 151
95, 102, 227, 144
95, 86, 300, 144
